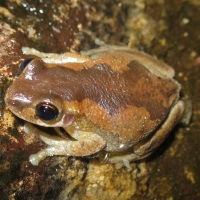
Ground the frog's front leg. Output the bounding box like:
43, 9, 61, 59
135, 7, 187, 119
22, 47, 90, 64
24, 123, 106, 166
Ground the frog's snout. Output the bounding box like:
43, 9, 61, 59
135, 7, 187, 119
4, 98, 22, 113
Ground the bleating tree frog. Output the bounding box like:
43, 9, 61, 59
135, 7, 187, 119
5, 45, 184, 165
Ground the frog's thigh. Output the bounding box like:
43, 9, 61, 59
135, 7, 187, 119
107, 100, 184, 163
134, 100, 184, 157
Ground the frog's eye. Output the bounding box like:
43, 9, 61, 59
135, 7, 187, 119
20, 58, 34, 72
35, 102, 59, 121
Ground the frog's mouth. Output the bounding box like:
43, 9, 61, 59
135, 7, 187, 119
23, 122, 77, 142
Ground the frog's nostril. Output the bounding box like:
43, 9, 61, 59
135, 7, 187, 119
6, 99, 18, 106
11, 100, 17, 105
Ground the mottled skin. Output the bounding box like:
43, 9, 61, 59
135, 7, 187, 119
5, 46, 184, 165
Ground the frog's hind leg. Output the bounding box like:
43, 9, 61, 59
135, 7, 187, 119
107, 100, 184, 164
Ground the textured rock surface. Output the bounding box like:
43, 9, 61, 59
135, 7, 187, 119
0, 0, 200, 199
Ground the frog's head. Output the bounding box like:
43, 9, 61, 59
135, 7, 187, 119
5, 57, 75, 127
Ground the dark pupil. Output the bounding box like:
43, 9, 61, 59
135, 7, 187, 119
20, 58, 34, 72
36, 102, 58, 121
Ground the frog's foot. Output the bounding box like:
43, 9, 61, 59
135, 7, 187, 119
104, 100, 184, 164
24, 123, 106, 166
99, 152, 137, 167
180, 97, 192, 125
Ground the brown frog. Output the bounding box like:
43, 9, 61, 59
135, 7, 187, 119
4, 46, 184, 166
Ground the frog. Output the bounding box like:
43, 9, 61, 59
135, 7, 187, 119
4, 45, 184, 166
